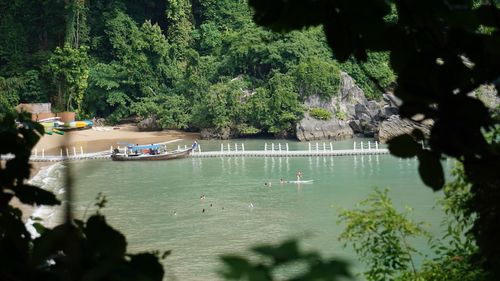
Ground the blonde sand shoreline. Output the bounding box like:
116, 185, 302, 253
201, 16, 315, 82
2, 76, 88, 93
34, 124, 199, 155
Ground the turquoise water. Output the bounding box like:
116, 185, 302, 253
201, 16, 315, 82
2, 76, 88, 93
37, 139, 454, 280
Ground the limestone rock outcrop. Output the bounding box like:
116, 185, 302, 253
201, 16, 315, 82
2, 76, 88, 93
200, 127, 231, 140
377, 115, 433, 143
296, 72, 399, 141
137, 116, 161, 131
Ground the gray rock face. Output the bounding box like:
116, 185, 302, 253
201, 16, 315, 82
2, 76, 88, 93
378, 115, 433, 143
296, 116, 353, 141
200, 127, 231, 140
296, 72, 399, 141
474, 85, 499, 110
137, 116, 161, 131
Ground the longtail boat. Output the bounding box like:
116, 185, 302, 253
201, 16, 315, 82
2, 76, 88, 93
111, 143, 192, 161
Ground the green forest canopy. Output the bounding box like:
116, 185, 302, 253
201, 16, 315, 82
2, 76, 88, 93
0, 0, 395, 137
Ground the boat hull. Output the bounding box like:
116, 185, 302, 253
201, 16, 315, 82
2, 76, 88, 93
111, 148, 192, 161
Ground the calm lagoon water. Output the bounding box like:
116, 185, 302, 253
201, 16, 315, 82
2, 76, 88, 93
34, 139, 454, 280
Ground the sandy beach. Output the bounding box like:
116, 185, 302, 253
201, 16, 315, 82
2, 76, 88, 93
34, 124, 199, 155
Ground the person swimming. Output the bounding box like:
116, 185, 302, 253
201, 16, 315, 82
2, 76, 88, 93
202, 208, 205, 213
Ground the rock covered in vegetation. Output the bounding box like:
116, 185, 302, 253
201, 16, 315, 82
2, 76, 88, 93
296, 72, 398, 141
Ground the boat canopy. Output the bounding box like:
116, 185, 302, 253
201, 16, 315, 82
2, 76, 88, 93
124, 144, 162, 152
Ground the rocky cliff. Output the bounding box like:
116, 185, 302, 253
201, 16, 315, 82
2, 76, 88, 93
376, 84, 498, 143
377, 115, 433, 143
296, 72, 399, 141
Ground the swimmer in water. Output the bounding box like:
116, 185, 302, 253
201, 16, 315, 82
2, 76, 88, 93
202, 208, 205, 213
173, 210, 177, 216
249, 203, 254, 208
210, 203, 213, 207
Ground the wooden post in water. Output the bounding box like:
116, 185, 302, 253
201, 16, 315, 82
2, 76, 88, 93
42, 149, 45, 158
60, 149, 63, 157
278, 143, 282, 152
316, 142, 319, 153
221, 143, 224, 152
265, 143, 267, 152
368, 142, 371, 151
361, 141, 364, 152
110, 146, 113, 153
353, 141, 356, 151
80, 146, 83, 156
330, 142, 333, 151
375, 141, 379, 150
198, 145, 201, 153
323, 142, 326, 151
73, 147, 77, 157
308, 143, 311, 152
241, 143, 244, 152
66, 148, 69, 156
227, 143, 230, 151
178, 145, 180, 150
271, 143, 275, 152
235, 143, 238, 152
286, 143, 289, 152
